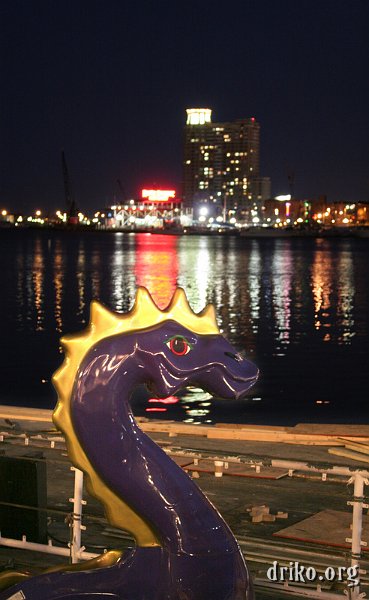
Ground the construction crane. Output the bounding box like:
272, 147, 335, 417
61, 151, 78, 224
116, 178, 126, 204
287, 171, 295, 200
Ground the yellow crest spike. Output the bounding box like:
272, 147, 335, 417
131, 287, 162, 327
199, 304, 218, 331
168, 288, 192, 314
90, 300, 120, 331
135, 286, 158, 307
60, 334, 84, 349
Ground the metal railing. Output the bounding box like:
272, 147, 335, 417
0, 427, 368, 599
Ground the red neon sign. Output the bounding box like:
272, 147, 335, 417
141, 189, 176, 202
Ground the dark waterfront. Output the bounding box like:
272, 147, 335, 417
0, 228, 368, 425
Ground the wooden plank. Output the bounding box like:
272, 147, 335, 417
342, 443, 369, 456
337, 436, 369, 444
0, 405, 366, 447
281, 439, 343, 446
140, 422, 210, 437
294, 423, 369, 436
0, 405, 53, 423
328, 447, 369, 464
274, 509, 369, 550
338, 438, 369, 452
207, 429, 344, 445
215, 423, 290, 433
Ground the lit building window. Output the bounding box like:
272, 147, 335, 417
186, 108, 212, 125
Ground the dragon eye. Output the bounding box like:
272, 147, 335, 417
166, 336, 192, 356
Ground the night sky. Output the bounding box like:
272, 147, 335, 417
1, 0, 368, 214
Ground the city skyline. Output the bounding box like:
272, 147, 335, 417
1, 0, 368, 213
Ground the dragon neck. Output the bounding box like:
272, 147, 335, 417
70, 340, 237, 556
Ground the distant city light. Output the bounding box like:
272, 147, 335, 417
275, 194, 291, 201
141, 189, 176, 202
1, 210, 7, 216
199, 206, 208, 217
186, 108, 212, 125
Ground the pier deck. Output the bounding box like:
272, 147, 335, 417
0, 406, 368, 599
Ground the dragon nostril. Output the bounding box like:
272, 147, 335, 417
225, 351, 240, 361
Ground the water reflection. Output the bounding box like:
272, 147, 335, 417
311, 240, 355, 344
16, 253, 25, 330
312, 242, 333, 339
272, 242, 292, 351
248, 241, 261, 335
12, 233, 359, 351
181, 388, 213, 424
111, 233, 125, 311
134, 234, 178, 307
53, 239, 64, 332
2, 231, 366, 424
90, 249, 101, 299
177, 237, 210, 312
77, 241, 86, 320
33, 238, 45, 331
337, 249, 354, 344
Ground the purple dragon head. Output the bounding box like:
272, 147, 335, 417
133, 320, 258, 400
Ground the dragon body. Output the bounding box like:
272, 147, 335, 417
0, 288, 258, 599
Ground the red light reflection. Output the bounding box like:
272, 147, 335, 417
135, 234, 178, 307
148, 396, 179, 405
145, 407, 168, 412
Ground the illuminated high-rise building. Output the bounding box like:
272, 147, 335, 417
183, 108, 266, 218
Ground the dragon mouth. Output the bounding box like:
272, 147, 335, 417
153, 360, 259, 400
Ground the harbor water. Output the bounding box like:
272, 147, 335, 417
0, 228, 368, 425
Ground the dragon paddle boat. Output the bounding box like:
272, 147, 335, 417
0, 287, 258, 600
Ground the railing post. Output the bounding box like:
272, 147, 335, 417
347, 471, 368, 599
69, 467, 86, 563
